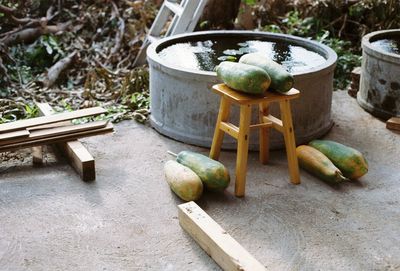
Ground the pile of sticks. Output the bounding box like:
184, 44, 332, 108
0, 107, 113, 153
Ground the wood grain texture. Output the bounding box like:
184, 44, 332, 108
35, 103, 97, 181
0, 130, 30, 141
386, 117, 400, 131
0, 121, 108, 146
0, 122, 113, 152
0, 107, 106, 133
178, 201, 266, 271
211, 83, 300, 105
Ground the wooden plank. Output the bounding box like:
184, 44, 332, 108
0, 106, 106, 133
178, 201, 266, 271
0, 121, 108, 146
59, 141, 96, 181
0, 123, 113, 152
31, 103, 53, 165
0, 129, 30, 141
27, 122, 72, 132
32, 145, 43, 165
35, 102, 96, 181
386, 117, 400, 131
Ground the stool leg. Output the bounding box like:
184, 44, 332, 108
279, 99, 300, 184
259, 102, 270, 164
235, 104, 252, 197
210, 97, 231, 160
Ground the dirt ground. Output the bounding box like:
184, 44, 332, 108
0, 91, 399, 271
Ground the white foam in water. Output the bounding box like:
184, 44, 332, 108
158, 39, 327, 73
371, 39, 400, 55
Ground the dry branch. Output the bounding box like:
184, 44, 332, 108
43, 51, 78, 88
0, 4, 16, 14
1, 21, 71, 45
0, 57, 10, 82
109, 1, 126, 58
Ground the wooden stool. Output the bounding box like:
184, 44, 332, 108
209, 83, 301, 197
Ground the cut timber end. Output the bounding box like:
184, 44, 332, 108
178, 201, 266, 271
387, 117, 400, 131
34, 102, 97, 181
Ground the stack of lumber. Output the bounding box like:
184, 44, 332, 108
0, 107, 113, 152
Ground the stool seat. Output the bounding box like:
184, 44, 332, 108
211, 83, 300, 105
209, 83, 301, 197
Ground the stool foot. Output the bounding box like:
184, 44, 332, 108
235, 104, 252, 197
280, 100, 300, 184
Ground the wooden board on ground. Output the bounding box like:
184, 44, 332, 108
0, 121, 108, 146
386, 117, 400, 131
34, 103, 97, 181
0, 106, 106, 133
0, 130, 30, 141
178, 201, 266, 271
0, 122, 113, 152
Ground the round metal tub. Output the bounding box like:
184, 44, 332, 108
147, 31, 337, 149
358, 29, 400, 119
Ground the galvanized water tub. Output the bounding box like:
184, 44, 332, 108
147, 31, 337, 149
358, 29, 400, 119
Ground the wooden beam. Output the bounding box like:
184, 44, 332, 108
0, 123, 113, 152
178, 201, 266, 271
27, 122, 72, 132
35, 103, 97, 181
0, 129, 30, 141
31, 103, 52, 165
0, 106, 106, 133
59, 140, 96, 181
0, 121, 108, 146
387, 117, 400, 131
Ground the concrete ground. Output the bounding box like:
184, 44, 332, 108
0, 91, 399, 271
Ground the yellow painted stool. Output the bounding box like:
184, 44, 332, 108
209, 83, 301, 197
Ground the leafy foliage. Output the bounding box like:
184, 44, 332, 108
0, 0, 155, 124
25, 35, 64, 68
262, 9, 362, 89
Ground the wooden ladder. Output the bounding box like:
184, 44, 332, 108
133, 0, 208, 66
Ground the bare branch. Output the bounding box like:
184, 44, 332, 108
0, 4, 16, 14
43, 51, 78, 88
1, 21, 72, 45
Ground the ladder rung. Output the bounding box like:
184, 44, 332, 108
147, 35, 160, 43
220, 122, 239, 139
165, 1, 183, 16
